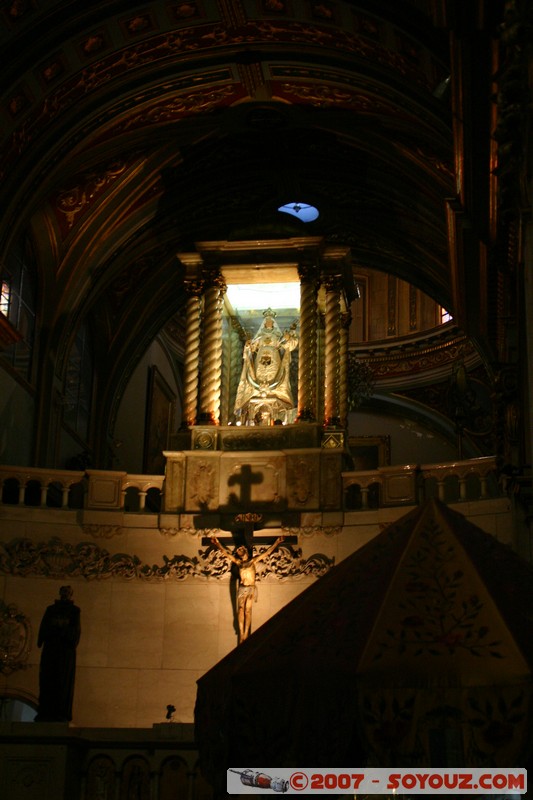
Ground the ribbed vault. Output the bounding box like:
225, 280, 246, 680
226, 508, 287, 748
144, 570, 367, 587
0, 0, 521, 465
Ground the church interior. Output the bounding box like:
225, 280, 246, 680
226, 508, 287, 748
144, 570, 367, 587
0, 0, 532, 798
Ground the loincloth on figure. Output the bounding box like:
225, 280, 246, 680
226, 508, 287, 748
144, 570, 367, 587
237, 584, 258, 603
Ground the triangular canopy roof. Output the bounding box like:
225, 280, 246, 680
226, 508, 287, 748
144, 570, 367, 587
195, 500, 533, 782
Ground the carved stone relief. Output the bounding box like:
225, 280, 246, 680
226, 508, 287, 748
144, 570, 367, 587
0, 536, 333, 582
82, 524, 123, 539
199, 543, 334, 581
6, 760, 50, 796
186, 458, 218, 510
284, 525, 342, 538
86, 755, 117, 800
0, 600, 31, 675
286, 454, 319, 507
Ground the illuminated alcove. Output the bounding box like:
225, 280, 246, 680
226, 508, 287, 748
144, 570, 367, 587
223, 270, 301, 426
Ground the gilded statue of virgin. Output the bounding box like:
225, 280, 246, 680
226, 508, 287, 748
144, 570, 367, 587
233, 308, 298, 425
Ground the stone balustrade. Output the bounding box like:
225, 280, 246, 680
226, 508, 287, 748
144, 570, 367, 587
342, 455, 500, 510
0, 466, 165, 512
419, 456, 498, 503
0, 456, 500, 514
0, 466, 85, 508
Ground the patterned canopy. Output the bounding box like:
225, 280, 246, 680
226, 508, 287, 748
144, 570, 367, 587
195, 499, 533, 789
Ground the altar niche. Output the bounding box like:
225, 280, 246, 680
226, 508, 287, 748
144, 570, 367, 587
177, 236, 356, 434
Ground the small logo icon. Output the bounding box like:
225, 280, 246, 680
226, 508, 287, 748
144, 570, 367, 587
229, 769, 289, 792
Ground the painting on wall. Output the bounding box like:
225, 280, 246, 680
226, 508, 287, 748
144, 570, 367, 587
143, 366, 175, 474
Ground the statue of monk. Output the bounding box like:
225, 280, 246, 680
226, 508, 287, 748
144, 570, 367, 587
35, 585, 81, 722
233, 308, 298, 425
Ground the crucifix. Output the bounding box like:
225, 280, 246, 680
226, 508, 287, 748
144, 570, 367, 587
210, 522, 286, 644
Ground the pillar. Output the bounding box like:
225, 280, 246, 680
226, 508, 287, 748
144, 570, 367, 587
229, 318, 245, 423
297, 263, 319, 421
340, 309, 351, 428
198, 272, 226, 424
323, 274, 343, 427
181, 280, 204, 428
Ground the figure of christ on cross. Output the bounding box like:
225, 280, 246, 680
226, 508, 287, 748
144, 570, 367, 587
210, 534, 285, 643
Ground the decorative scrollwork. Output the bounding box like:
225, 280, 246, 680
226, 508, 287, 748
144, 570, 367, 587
283, 525, 342, 538
198, 544, 334, 580
0, 537, 334, 582
347, 353, 375, 411
0, 600, 31, 675
55, 160, 128, 229
159, 528, 179, 537
0, 537, 194, 581
82, 524, 123, 539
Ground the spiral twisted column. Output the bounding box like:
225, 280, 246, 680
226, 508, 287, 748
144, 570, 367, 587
339, 310, 351, 428
317, 314, 325, 422
297, 264, 319, 422
198, 274, 226, 425
229, 318, 245, 421
324, 275, 342, 427
182, 283, 203, 428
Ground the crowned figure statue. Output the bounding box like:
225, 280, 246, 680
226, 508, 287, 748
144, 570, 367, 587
234, 308, 298, 425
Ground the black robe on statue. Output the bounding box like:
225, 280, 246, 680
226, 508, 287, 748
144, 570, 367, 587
36, 597, 81, 722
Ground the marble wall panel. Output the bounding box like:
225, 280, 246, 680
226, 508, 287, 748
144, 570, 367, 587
75, 581, 112, 668
163, 454, 186, 512
162, 583, 221, 669
136, 667, 202, 726
75, 667, 140, 727
119, 527, 202, 568
107, 583, 165, 669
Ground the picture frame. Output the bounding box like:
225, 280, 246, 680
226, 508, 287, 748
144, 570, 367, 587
143, 366, 176, 474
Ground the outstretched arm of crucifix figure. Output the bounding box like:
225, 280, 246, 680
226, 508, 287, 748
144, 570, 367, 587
209, 536, 240, 564
210, 534, 285, 563
249, 535, 285, 564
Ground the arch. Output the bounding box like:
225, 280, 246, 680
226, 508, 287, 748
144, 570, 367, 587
0, 693, 37, 722
345, 481, 381, 511
24, 479, 41, 506
85, 754, 117, 800
123, 486, 140, 512
159, 755, 189, 800
1, 477, 19, 505
119, 755, 150, 800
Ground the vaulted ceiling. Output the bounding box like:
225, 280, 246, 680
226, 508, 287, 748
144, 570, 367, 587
0, 0, 522, 459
